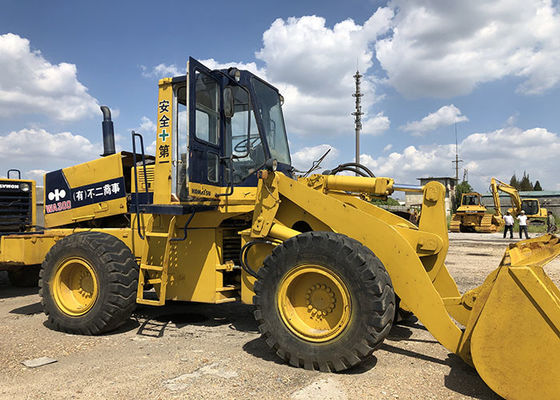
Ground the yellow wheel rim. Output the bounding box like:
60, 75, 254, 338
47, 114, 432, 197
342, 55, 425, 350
277, 264, 351, 343
52, 257, 98, 316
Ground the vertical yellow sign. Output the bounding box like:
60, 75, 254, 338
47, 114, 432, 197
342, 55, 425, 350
154, 78, 173, 203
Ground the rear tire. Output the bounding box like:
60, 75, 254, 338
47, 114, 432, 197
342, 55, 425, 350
8, 265, 40, 287
39, 232, 138, 335
254, 231, 395, 372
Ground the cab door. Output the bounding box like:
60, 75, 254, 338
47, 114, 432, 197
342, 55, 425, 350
186, 57, 224, 198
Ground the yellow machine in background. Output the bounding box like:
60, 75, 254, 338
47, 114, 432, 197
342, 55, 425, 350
0, 169, 38, 287
449, 192, 503, 232
0, 58, 558, 400
490, 177, 548, 224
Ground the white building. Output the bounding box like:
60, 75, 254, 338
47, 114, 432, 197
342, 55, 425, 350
405, 177, 457, 216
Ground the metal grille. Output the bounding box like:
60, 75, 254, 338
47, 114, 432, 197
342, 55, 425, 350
136, 164, 155, 192
0, 180, 32, 233
222, 229, 242, 265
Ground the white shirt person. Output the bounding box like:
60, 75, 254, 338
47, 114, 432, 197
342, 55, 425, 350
518, 211, 529, 239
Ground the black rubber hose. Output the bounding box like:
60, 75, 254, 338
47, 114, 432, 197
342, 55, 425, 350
239, 239, 276, 278
330, 162, 375, 177
331, 167, 369, 177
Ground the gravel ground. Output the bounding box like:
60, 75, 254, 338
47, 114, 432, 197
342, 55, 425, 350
0, 232, 558, 400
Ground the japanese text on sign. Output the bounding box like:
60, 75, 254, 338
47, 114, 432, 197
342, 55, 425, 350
157, 95, 172, 162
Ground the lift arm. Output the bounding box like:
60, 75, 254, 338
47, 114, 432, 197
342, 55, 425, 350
490, 178, 522, 215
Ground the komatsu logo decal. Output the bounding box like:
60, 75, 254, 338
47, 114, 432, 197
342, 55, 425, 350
0, 183, 20, 190
48, 188, 66, 202
191, 187, 212, 197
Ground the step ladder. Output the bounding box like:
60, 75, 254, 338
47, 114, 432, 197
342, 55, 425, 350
137, 216, 176, 306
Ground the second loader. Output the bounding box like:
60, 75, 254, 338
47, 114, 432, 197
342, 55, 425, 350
0, 58, 558, 400
0, 169, 38, 287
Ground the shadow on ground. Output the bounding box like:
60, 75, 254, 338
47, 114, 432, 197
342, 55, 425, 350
10, 301, 42, 315
131, 300, 258, 338
381, 323, 500, 400
0, 284, 38, 299
241, 335, 379, 374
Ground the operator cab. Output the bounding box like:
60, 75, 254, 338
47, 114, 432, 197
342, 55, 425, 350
521, 199, 539, 215
156, 57, 292, 202
461, 193, 481, 206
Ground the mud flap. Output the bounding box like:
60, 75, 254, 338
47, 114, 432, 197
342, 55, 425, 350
462, 235, 560, 400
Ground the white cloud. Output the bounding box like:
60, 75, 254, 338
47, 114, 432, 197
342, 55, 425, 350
256, 13, 393, 137
26, 169, 48, 182
0, 128, 99, 176
142, 14, 395, 139
291, 144, 339, 171
362, 112, 390, 136
199, 59, 265, 77
376, 0, 560, 97
141, 63, 183, 78
401, 105, 468, 136
137, 116, 156, 135
383, 144, 393, 152
132, 116, 157, 154
141, 59, 265, 79
0, 33, 99, 121
360, 125, 560, 191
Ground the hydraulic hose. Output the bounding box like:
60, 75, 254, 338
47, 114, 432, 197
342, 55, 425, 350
239, 239, 276, 278
329, 162, 375, 177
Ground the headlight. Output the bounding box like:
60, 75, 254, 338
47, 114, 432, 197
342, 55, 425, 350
20, 183, 30, 192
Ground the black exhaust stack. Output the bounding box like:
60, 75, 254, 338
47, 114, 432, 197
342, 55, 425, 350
100, 105, 116, 156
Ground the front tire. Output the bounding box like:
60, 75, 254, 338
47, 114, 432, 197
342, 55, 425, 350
39, 232, 138, 335
254, 231, 395, 372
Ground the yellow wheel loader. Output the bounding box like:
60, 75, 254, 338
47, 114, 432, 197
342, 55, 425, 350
0, 58, 559, 399
449, 192, 503, 233
0, 169, 39, 287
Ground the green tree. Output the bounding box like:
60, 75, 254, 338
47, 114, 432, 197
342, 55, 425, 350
454, 180, 474, 211
370, 197, 401, 206
533, 180, 543, 191
510, 174, 519, 189
519, 171, 533, 191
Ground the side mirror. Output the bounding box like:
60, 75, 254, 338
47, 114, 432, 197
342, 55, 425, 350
224, 87, 234, 118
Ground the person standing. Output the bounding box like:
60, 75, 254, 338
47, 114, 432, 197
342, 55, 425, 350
547, 212, 557, 234
409, 209, 419, 226
503, 211, 514, 239
518, 210, 529, 239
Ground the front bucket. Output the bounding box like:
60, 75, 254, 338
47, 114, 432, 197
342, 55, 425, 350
465, 235, 560, 400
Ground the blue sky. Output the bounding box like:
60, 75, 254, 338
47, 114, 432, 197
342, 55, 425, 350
1, 0, 559, 192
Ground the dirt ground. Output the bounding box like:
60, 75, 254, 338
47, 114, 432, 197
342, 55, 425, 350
0, 232, 558, 400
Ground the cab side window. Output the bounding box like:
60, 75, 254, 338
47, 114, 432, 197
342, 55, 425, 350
195, 71, 219, 145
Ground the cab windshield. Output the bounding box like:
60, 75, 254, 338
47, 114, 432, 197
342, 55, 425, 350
251, 78, 291, 165
522, 200, 539, 215
462, 195, 480, 206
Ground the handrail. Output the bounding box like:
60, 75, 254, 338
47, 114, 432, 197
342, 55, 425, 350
131, 130, 149, 240
6, 169, 21, 180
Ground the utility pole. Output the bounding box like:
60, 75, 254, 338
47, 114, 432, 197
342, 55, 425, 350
352, 70, 363, 170
451, 122, 463, 183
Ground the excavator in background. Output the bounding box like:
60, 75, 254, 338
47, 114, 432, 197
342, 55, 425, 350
490, 178, 548, 224
0, 58, 558, 399
449, 192, 503, 232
